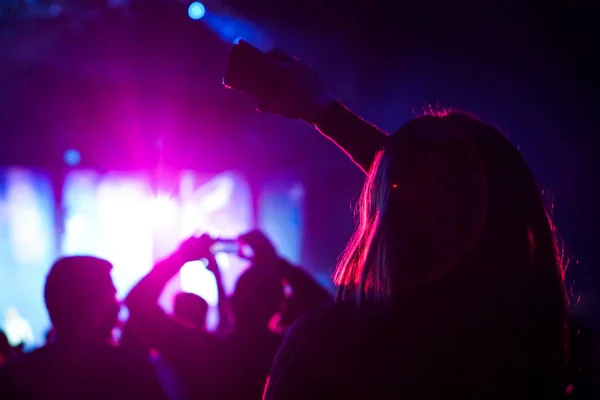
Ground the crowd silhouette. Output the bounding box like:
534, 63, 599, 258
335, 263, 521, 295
0, 47, 595, 399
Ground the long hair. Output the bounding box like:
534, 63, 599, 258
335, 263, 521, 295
334, 112, 567, 384
334, 150, 389, 300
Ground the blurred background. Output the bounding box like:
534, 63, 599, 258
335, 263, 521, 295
0, 0, 597, 345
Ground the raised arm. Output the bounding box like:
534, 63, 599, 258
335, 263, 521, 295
205, 254, 232, 335
124, 235, 214, 348
225, 46, 389, 174
312, 101, 389, 173
124, 253, 187, 348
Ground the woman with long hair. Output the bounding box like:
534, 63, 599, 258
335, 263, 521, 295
244, 50, 568, 399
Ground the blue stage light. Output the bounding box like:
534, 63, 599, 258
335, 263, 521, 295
188, 2, 206, 20
63, 149, 81, 166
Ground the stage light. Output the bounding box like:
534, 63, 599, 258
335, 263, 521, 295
150, 195, 178, 227
63, 149, 81, 167
188, 2, 205, 20
193, 175, 234, 213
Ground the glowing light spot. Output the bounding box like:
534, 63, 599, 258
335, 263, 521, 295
3, 307, 34, 347
233, 36, 244, 44
63, 149, 81, 166
7, 172, 50, 263
66, 214, 86, 235
150, 195, 178, 227
188, 2, 205, 20
95, 179, 154, 297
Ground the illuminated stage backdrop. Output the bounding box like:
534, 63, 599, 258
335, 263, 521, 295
0, 168, 303, 344
0, 169, 56, 348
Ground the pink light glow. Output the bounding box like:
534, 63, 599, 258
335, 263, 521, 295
6, 170, 52, 264
95, 177, 154, 297
0, 167, 304, 341
62, 170, 253, 329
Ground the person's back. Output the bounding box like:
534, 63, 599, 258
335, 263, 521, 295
223, 328, 281, 399
1, 340, 165, 400
158, 321, 225, 399
222, 267, 284, 400
269, 299, 563, 399
165, 292, 225, 398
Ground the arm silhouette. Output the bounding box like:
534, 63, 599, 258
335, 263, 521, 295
207, 255, 232, 335
125, 254, 187, 350
313, 101, 389, 174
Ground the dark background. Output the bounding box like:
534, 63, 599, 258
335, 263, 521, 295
1, 0, 598, 322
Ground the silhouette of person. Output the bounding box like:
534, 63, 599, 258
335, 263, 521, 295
239, 50, 568, 399
125, 235, 227, 400
173, 292, 209, 329
236, 230, 332, 334
222, 266, 284, 400
0, 256, 167, 400
220, 230, 332, 400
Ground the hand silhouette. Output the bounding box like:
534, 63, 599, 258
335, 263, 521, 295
178, 234, 214, 264
255, 49, 333, 124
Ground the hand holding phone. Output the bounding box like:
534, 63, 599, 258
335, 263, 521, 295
178, 234, 215, 264
223, 40, 279, 99
223, 41, 333, 124
211, 238, 255, 260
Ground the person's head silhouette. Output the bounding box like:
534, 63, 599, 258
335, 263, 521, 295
44, 256, 119, 343
173, 292, 209, 330
231, 268, 283, 332
335, 112, 566, 372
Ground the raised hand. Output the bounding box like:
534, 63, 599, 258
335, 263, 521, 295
177, 234, 215, 264
256, 49, 333, 124
238, 230, 280, 266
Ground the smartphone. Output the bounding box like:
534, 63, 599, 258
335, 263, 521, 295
222, 40, 279, 99
211, 239, 255, 259
211, 239, 239, 254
